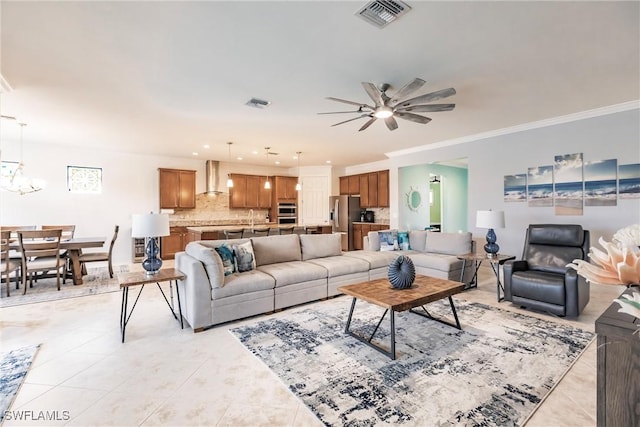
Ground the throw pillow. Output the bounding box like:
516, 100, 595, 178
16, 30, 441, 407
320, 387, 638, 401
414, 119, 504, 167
233, 241, 256, 273
397, 231, 410, 250
379, 230, 398, 251
214, 244, 236, 276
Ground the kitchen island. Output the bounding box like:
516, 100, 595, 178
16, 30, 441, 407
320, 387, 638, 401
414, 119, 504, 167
185, 223, 333, 241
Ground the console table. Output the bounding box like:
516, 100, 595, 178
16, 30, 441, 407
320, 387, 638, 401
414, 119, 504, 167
595, 288, 640, 426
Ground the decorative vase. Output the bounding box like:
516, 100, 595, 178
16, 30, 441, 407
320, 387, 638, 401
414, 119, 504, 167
388, 255, 416, 289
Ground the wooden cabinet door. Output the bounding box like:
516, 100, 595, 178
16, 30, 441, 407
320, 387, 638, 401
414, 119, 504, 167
178, 170, 196, 209
368, 173, 378, 207
348, 175, 360, 195
159, 169, 180, 209
259, 178, 272, 208
161, 227, 186, 260
377, 170, 389, 207
352, 224, 363, 251
359, 175, 370, 207
286, 177, 298, 199
339, 176, 349, 195
229, 174, 247, 208
245, 175, 261, 208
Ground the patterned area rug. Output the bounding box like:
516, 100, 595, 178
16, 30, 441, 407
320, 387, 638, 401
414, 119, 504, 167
0, 265, 128, 308
0, 345, 40, 421
231, 297, 594, 426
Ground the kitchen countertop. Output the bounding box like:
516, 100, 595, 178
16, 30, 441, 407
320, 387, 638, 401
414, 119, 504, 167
186, 223, 331, 232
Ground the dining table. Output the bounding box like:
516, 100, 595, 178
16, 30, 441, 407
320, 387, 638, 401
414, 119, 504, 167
10, 236, 106, 286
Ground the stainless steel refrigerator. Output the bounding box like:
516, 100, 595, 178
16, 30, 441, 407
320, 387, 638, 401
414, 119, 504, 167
330, 195, 362, 251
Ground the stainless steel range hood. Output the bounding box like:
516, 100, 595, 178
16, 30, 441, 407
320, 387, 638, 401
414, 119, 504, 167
205, 160, 223, 194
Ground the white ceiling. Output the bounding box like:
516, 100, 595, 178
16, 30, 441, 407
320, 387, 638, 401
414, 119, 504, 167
1, 1, 638, 168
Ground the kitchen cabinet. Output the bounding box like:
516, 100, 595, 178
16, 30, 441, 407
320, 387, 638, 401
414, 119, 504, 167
161, 226, 188, 260
377, 170, 389, 207
353, 223, 390, 250
339, 170, 389, 207
229, 174, 272, 208
159, 169, 196, 209
274, 176, 298, 202
187, 229, 220, 242
339, 176, 349, 195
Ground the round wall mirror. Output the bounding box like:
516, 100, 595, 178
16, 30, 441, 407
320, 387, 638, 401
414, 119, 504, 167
406, 186, 422, 212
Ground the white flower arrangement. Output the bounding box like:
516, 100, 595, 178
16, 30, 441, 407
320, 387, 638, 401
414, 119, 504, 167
567, 224, 640, 335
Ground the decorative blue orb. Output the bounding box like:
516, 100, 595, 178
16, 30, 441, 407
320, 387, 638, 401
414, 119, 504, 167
388, 255, 416, 289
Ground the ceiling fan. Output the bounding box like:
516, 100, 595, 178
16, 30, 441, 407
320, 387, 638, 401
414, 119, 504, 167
320, 78, 455, 131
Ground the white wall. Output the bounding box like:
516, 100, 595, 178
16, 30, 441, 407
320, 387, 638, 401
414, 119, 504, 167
388, 106, 640, 256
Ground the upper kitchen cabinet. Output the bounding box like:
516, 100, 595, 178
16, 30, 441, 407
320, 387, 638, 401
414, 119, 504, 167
159, 168, 196, 209
339, 176, 349, 195
274, 176, 298, 202
377, 170, 389, 207
339, 170, 389, 207
229, 173, 271, 208
348, 175, 360, 195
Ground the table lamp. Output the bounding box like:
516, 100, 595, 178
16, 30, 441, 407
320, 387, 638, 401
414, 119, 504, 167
132, 213, 170, 275
476, 210, 505, 258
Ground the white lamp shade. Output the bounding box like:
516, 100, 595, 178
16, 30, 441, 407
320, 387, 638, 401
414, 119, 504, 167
476, 210, 505, 229
132, 213, 170, 238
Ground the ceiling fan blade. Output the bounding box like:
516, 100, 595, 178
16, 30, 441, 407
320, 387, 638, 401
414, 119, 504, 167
394, 88, 456, 109
331, 114, 372, 127
395, 103, 455, 113
385, 116, 399, 131
326, 97, 374, 109
394, 112, 432, 124
389, 78, 426, 104
361, 82, 384, 106
358, 117, 377, 131
318, 110, 365, 115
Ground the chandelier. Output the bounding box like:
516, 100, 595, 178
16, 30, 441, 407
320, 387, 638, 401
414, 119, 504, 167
0, 118, 45, 195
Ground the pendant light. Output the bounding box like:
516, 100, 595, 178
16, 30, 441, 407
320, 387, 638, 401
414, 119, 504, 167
0, 120, 45, 195
226, 142, 234, 188
295, 151, 302, 191
264, 147, 271, 189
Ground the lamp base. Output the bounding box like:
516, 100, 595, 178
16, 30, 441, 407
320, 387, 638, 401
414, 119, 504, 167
484, 228, 500, 258
142, 237, 163, 275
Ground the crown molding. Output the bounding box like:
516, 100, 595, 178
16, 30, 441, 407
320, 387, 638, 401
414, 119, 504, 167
385, 100, 640, 159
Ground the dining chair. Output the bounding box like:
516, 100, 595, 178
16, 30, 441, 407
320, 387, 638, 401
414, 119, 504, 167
224, 230, 243, 239
2, 226, 36, 292
1, 230, 21, 297
17, 229, 65, 294
41, 225, 75, 283
78, 225, 119, 278
278, 226, 295, 235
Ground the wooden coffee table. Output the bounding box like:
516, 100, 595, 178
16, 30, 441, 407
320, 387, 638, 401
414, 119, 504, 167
338, 275, 465, 360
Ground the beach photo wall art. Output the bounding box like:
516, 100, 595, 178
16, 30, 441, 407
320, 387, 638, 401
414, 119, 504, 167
554, 153, 583, 216
504, 152, 639, 215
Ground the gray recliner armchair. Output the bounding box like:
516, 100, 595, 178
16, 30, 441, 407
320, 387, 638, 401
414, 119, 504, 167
503, 224, 590, 317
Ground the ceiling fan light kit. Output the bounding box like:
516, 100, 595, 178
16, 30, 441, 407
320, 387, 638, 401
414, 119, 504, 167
322, 77, 456, 131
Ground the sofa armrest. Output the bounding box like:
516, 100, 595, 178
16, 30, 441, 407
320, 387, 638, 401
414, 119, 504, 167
503, 260, 528, 302
175, 251, 213, 332
363, 235, 371, 251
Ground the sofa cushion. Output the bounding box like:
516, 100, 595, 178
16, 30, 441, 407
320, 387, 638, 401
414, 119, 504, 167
215, 244, 236, 276
299, 233, 342, 261
232, 241, 256, 272
215, 270, 275, 298
307, 255, 370, 277
185, 242, 226, 288
409, 230, 428, 252
251, 234, 301, 267
425, 231, 471, 255
258, 261, 327, 287
410, 252, 464, 272
343, 250, 398, 269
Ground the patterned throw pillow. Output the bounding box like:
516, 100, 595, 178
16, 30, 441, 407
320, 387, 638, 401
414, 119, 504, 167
379, 230, 398, 251
397, 231, 410, 250
232, 241, 256, 273
214, 244, 236, 276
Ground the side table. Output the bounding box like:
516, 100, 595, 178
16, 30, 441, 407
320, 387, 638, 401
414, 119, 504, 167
118, 268, 186, 343
456, 253, 515, 301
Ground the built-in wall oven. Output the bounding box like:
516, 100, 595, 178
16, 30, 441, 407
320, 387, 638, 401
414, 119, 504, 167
277, 203, 297, 224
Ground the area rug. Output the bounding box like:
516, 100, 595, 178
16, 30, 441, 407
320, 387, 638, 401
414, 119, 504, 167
0, 265, 129, 308
230, 297, 594, 426
0, 344, 40, 421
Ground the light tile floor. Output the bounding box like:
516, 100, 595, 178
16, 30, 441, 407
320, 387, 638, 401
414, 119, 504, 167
0, 262, 625, 426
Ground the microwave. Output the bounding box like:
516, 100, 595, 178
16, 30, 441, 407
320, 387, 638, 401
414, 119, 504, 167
277, 203, 296, 217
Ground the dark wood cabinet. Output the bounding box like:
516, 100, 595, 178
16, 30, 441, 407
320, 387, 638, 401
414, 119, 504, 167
340, 170, 389, 207
229, 174, 271, 208
596, 289, 640, 427
161, 226, 188, 260
274, 176, 298, 201
159, 169, 196, 210
187, 229, 221, 242
377, 170, 389, 207
348, 175, 360, 195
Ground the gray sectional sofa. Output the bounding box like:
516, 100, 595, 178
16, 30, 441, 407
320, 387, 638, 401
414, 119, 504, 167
175, 230, 474, 332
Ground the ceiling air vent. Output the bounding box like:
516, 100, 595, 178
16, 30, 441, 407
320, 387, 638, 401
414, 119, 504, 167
245, 97, 271, 109
355, 0, 411, 29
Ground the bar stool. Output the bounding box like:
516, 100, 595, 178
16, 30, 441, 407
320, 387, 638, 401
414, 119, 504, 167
224, 230, 243, 239
251, 228, 270, 237
305, 226, 319, 234
278, 226, 295, 235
